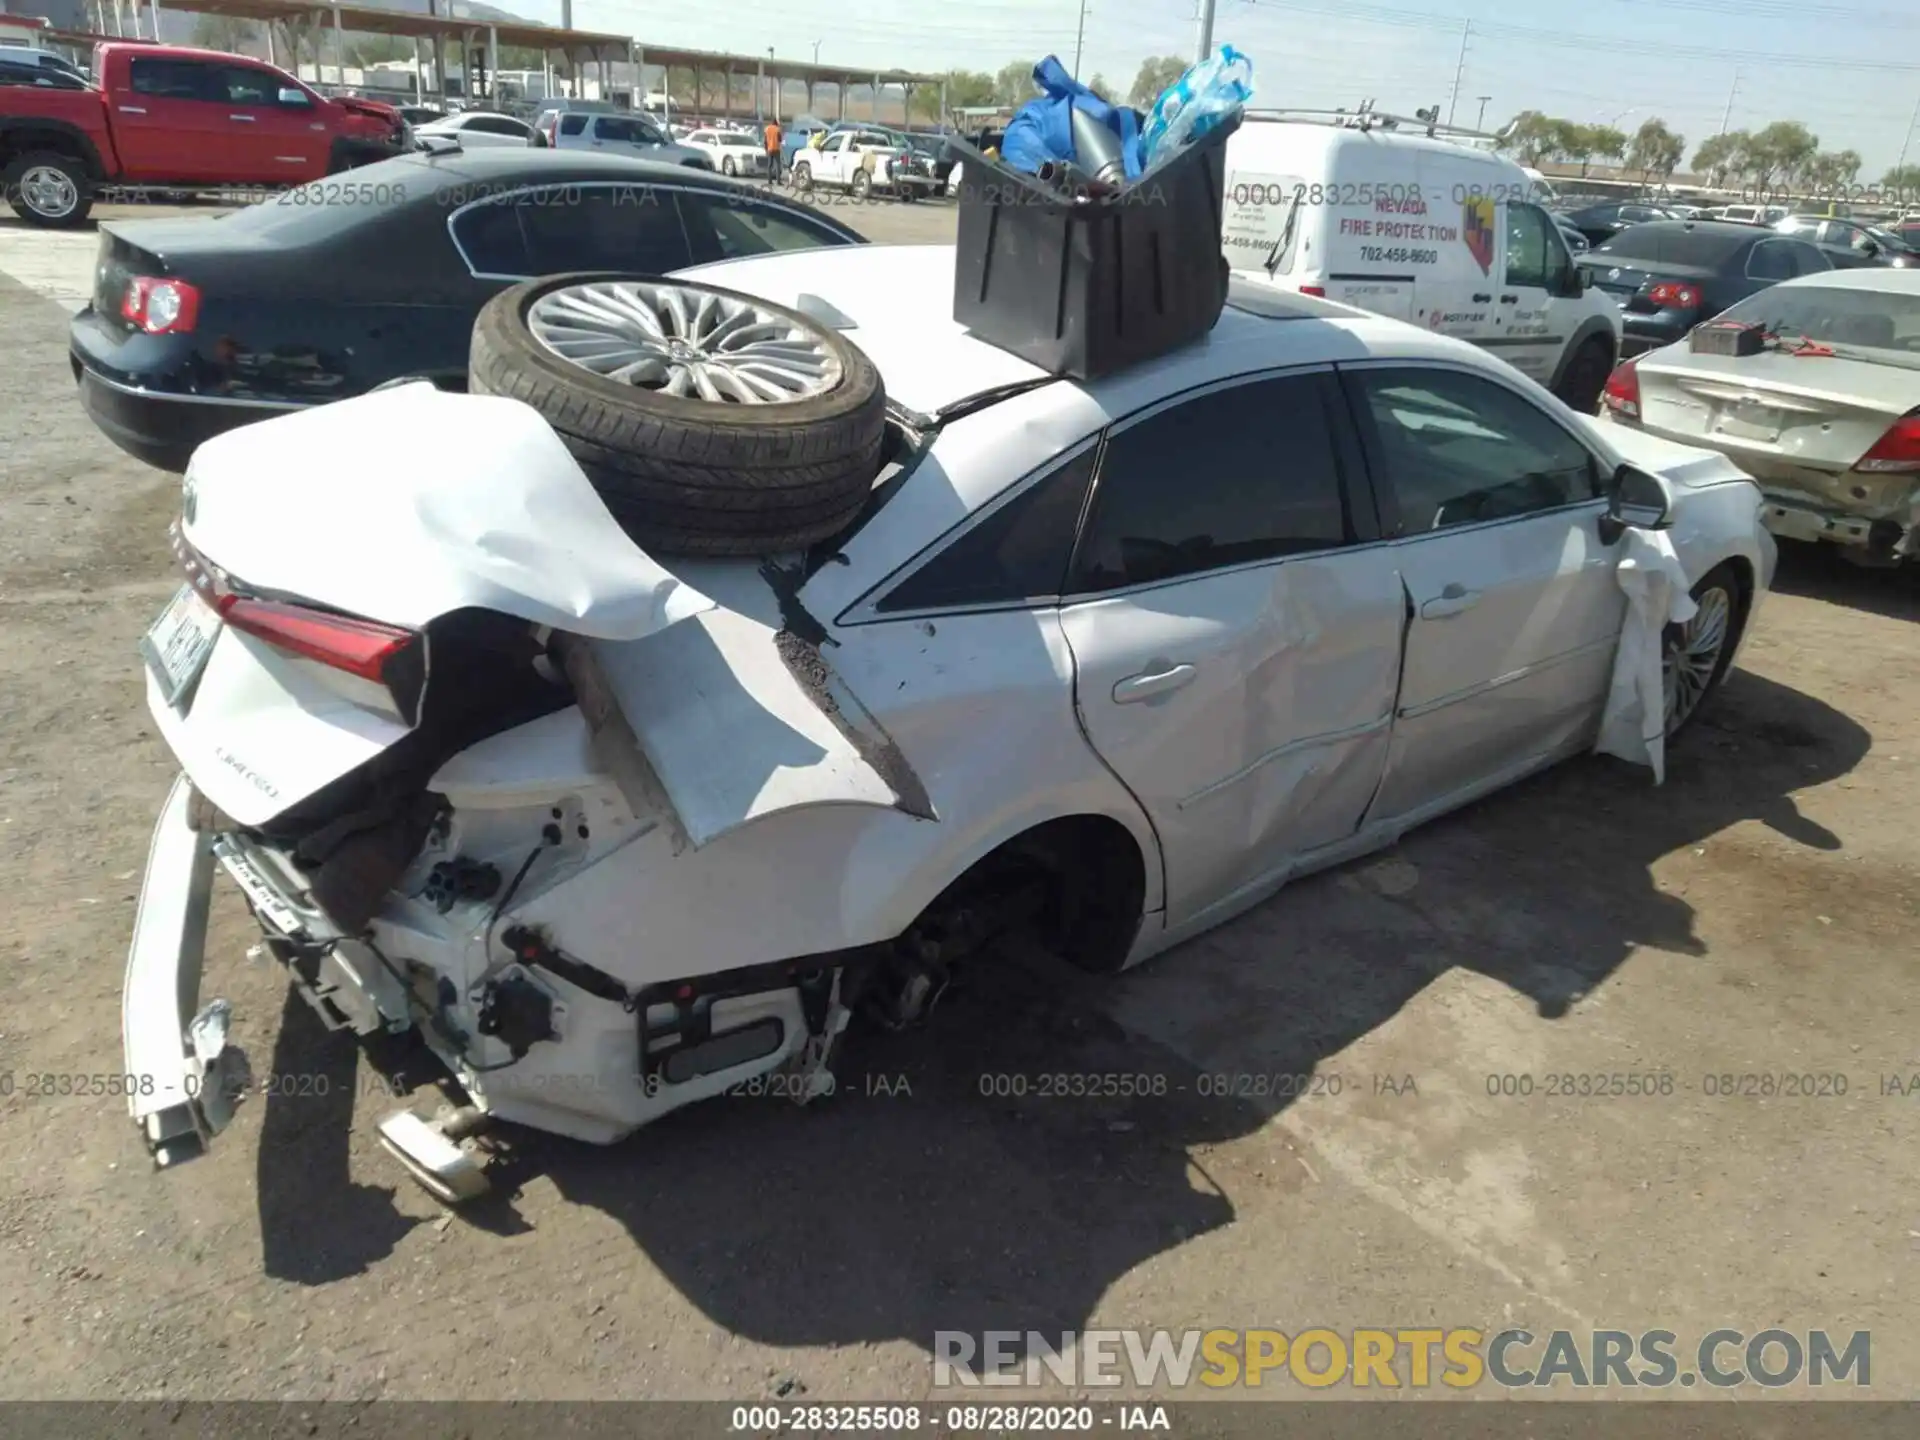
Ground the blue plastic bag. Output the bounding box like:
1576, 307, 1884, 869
1139, 45, 1255, 169
999, 56, 1144, 181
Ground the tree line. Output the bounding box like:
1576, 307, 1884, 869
1497, 111, 1905, 196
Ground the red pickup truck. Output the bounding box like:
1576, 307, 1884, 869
1, 42, 406, 227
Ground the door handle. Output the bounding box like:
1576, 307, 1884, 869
1471, 292, 1492, 303
1112, 664, 1197, 704
118, 105, 147, 114
1499, 293, 1520, 303
1420, 583, 1482, 619
229, 114, 256, 122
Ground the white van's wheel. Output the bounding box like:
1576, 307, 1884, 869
1555, 338, 1614, 415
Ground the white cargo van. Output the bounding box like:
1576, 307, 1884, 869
1222, 110, 1622, 411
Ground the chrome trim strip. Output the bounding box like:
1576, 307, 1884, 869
1178, 711, 1393, 811
1398, 633, 1616, 720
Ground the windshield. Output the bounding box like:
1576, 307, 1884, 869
1717, 283, 1920, 358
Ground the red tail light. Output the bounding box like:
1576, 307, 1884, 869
1645, 281, 1702, 310
1602, 356, 1642, 419
221, 598, 415, 682
171, 521, 424, 718
1854, 413, 1920, 473
121, 276, 200, 335
1300, 285, 1327, 297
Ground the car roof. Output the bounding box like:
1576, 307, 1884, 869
675, 243, 1495, 418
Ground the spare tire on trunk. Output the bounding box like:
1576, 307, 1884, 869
470, 273, 887, 557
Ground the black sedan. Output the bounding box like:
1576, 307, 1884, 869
71, 148, 866, 472
1578, 219, 1832, 358
1556, 200, 1679, 249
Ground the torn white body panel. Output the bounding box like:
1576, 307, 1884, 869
566, 606, 922, 852
1596, 527, 1698, 784
181, 383, 715, 640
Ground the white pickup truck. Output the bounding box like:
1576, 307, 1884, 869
790, 128, 911, 200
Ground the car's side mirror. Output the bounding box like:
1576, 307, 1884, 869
1599, 463, 1671, 544
278, 87, 309, 106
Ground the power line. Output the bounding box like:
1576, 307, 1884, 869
1598, 0, 1920, 27
1236, 0, 1920, 72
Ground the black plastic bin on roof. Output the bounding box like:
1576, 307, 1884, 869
947, 112, 1240, 381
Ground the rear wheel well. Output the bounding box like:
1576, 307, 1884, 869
903, 815, 1149, 978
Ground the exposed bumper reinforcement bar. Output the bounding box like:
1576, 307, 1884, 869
122, 775, 245, 1167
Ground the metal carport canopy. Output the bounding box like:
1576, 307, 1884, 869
155, 0, 633, 57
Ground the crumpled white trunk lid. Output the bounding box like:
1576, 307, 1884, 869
181, 382, 714, 638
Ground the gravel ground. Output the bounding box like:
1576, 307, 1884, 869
1, 201, 1917, 1404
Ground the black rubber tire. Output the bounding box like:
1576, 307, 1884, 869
2, 150, 92, 229
469, 272, 887, 557
1664, 562, 1746, 740
1554, 337, 1614, 415
850, 169, 872, 200
722, 156, 736, 176
792, 162, 813, 193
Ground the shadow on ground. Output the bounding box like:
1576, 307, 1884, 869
253, 669, 1868, 1350
1768, 537, 1919, 623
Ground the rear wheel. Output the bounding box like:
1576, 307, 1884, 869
792, 161, 813, 193
1554, 337, 1614, 414
1664, 563, 1743, 737
2, 151, 92, 229
469, 273, 887, 557
850, 168, 872, 200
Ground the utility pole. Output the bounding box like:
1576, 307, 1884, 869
1445, 20, 1470, 126
1072, 0, 1088, 80
1897, 91, 1920, 177
1474, 94, 1490, 130
1195, 0, 1216, 64
1718, 68, 1738, 135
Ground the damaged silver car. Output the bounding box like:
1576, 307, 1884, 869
122, 246, 1776, 1202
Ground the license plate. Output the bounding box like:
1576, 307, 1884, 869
140, 583, 221, 709
1712, 404, 1780, 443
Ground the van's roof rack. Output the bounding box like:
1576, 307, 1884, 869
1244, 99, 1510, 147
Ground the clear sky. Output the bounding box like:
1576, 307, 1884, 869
543, 0, 1919, 178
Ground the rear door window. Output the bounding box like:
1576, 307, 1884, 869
878, 448, 1098, 613
129, 57, 217, 101
1746, 241, 1795, 280
450, 197, 534, 276
1068, 373, 1353, 593
559, 113, 588, 138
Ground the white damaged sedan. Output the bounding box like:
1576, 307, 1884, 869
122, 246, 1776, 1200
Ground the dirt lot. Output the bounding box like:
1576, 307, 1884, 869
0, 199, 1917, 1405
